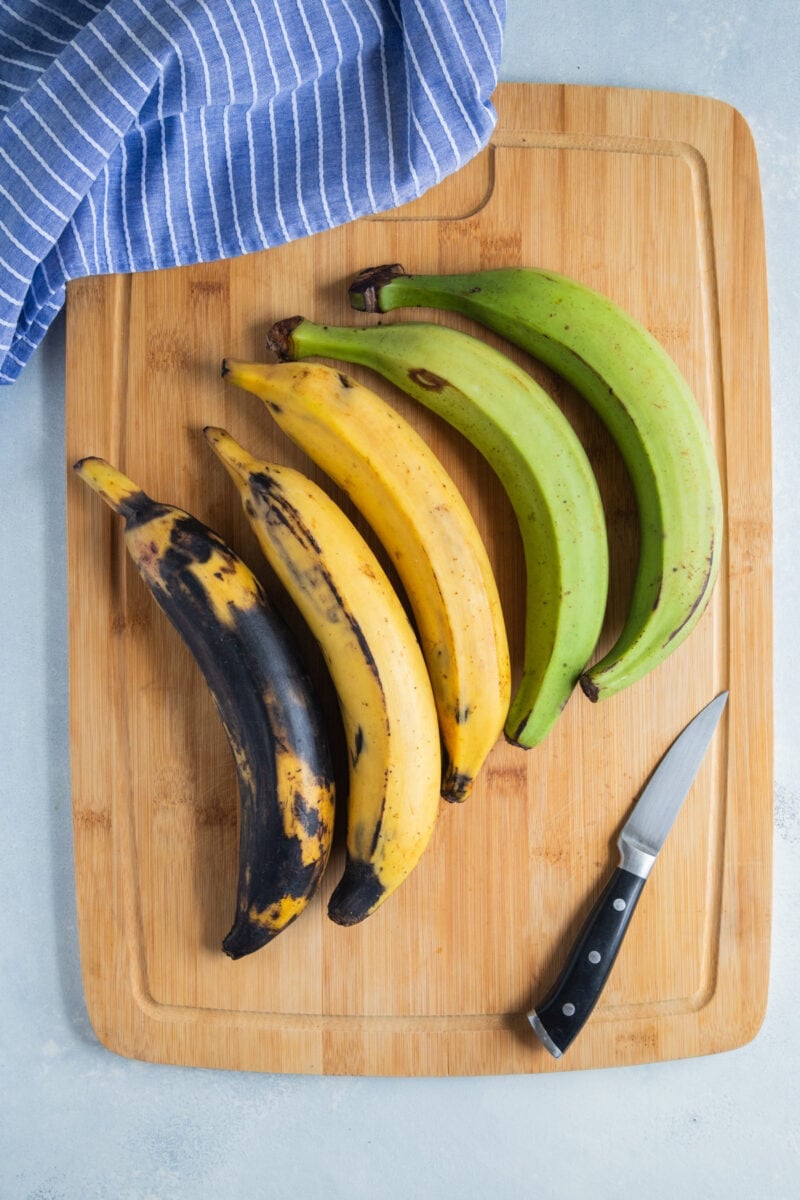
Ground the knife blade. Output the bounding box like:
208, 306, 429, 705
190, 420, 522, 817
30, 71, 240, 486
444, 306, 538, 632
528, 691, 729, 1059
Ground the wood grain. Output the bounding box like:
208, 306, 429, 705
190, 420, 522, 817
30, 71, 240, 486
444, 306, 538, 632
64, 84, 772, 1075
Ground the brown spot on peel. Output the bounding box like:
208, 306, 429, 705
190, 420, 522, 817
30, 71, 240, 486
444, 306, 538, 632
408, 367, 447, 391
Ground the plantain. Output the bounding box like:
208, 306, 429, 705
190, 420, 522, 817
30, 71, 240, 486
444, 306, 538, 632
73, 457, 335, 958
203, 428, 442, 926
265, 316, 609, 749
348, 264, 723, 701
220, 356, 510, 800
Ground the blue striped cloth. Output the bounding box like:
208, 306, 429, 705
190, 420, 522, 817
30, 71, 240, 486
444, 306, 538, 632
0, 0, 505, 384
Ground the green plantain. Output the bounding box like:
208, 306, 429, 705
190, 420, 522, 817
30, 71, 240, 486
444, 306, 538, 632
348, 264, 723, 701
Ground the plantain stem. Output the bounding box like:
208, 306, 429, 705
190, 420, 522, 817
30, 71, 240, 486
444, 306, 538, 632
348, 263, 408, 313
266, 315, 304, 362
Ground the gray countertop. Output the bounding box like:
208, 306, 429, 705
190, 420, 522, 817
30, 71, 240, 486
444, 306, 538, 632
1, 2, 797, 1196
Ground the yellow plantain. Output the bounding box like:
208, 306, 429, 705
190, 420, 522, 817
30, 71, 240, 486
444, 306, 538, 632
204, 427, 442, 926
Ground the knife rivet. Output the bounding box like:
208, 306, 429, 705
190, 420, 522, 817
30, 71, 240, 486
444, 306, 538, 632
613, 898, 627, 911
562, 1003, 576, 1017
588, 950, 601, 963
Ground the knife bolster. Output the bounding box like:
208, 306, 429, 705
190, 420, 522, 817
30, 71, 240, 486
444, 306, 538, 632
619, 840, 657, 879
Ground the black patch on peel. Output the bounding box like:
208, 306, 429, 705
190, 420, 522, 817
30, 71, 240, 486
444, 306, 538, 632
292, 790, 322, 838
327, 858, 385, 926
128, 508, 334, 961
163, 514, 217, 566
337, 372, 355, 389
368, 807, 384, 859
121, 493, 171, 525
351, 725, 365, 766
250, 470, 325, 557
152, 515, 224, 615
249, 471, 386, 692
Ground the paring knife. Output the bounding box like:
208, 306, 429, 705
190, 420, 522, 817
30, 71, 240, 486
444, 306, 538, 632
528, 691, 729, 1059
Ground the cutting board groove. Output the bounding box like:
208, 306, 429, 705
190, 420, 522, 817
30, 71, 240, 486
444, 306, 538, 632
65, 84, 772, 1075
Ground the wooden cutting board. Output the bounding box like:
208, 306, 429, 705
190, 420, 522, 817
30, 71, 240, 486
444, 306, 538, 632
64, 84, 772, 1075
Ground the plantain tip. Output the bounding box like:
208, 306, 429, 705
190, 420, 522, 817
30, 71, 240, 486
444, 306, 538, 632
503, 730, 532, 751
202, 427, 224, 458
203, 425, 235, 459
222, 918, 278, 960
441, 767, 473, 804
72, 455, 149, 518
579, 673, 600, 703
327, 859, 385, 926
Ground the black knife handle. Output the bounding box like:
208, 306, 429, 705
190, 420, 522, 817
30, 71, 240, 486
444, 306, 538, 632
528, 866, 647, 1058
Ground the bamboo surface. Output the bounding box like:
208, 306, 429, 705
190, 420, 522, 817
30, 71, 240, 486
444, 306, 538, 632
64, 84, 772, 1075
